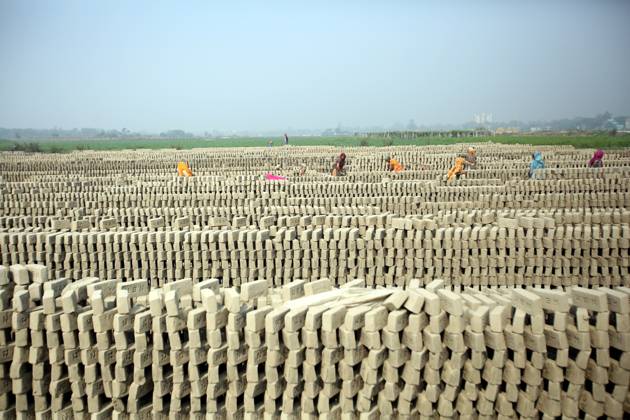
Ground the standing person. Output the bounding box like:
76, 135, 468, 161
446, 156, 466, 183
267, 139, 273, 148
465, 147, 477, 169
332, 152, 347, 176
284, 133, 289, 146
529, 152, 545, 179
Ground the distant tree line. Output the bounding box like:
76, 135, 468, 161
363, 130, 494, 139
0, 127, 196, 140
159, 130, 195, 138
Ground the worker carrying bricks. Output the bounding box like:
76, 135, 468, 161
465, 147, 477, 169
331, 152, 347, 176
386, 155, 404, 172
177, 161, 193, 177
529, 151, 545, 179
446, 155, 466, 183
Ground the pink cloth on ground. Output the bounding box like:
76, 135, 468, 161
265, 173, 286, 181
589, 149, 604, 167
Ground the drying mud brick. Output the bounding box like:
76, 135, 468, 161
3, 144, 630, 417
0, 265, 629, 417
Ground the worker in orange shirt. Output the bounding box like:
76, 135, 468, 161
447, 156, 466, 183
386, 156, 404, 172
177, 161, 193, 177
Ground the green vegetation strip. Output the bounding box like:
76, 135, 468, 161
1, 134, 629, 153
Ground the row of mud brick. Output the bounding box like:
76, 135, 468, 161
3, 167, 625, 186
3, 172, 630, 218
2, 144, 629, 176
1, 265, 629, 419
3, 174, 626, 197
4, 192, 630, 218
1, 211, 629, 287
2, 208, 627, 231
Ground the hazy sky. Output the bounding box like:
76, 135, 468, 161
1, 0, 629, 132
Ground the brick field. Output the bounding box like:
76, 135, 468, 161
1, 144, 629, 419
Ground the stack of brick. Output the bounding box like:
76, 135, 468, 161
186, 278, 220, 417
110, 279, 148, 415
9, 264, 50, 417
92, 277, 118, 419
205, 284, 228, 418
58, 276, 100, 418
83, 278, 118, 418
0, 266, 12, 417
40, 275, 69, 418
223, 287, 244, 415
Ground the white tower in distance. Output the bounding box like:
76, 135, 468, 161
473, 113, 493, 125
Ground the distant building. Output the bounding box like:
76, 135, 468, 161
604, 118, 624, 131
474, 113, 493, 125
626, 117, 630, 130
495, 127, 520, 135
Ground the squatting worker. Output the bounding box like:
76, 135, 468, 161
332, 152, 347, 176
447, 155, 466, 183
529, 152, 545, 179
177, 161, 193, 177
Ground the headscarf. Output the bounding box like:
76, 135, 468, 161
337, 153, 346, 169
530, 152, 544, 172
589, 149, 604, 167
332, 153, 347, 176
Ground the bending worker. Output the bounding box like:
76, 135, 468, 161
465, 147, 477, 169
589, 149, 604, 168
447, 155, 466, 183
529, 152, 545, 179
332, 152, 347, 176
177, 161, 193, 177
387, 156, 404, 172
